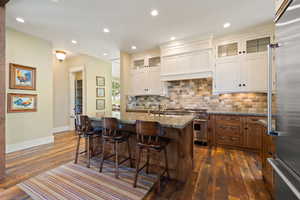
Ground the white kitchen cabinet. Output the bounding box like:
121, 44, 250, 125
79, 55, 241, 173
128, 67, 165, 96
132, 55, 160, 70
215, 57, 241, 92
129, 70, 147, 95
161, 50, 213, 81
243, 52, 268, 91
214, 33, 273, 94
160, 38, 213, 81
161, 55, 178, 76
147, 67, 162, 95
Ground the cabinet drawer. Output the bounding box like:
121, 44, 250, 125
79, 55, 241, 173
216, 135, 243, 146
216, 115, 241, 125
216, 124, 241, 137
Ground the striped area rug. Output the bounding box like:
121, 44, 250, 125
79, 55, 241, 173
18, 161, 157, 200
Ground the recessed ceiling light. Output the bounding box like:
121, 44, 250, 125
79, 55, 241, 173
16, 17, 25, 23
103, 28, 110, 33
71, 40, 77, 44
151, 10, 159, 16
223, 22, 231, 28
131, 46, 137, 50
170, 36, 176, 41
51, 0, 59, 2
103, 53, 108, 56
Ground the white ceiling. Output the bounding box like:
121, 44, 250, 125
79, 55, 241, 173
6, 0, 274, 61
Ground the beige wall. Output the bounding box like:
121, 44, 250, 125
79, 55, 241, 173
53, 54, 113, 129
120, 52, 131, 116
67, 54, 112, 117
6, 28, 53, 152
53, 58, 69, 129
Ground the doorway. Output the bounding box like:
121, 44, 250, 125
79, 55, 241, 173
69, 66, 86, 130
112, 59, 120, 118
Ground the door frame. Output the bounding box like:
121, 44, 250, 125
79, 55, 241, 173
69, 66, 86, 130
0, 0, 10, 180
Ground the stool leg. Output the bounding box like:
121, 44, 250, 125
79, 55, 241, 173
74, 135, 81, 164
164, 148, 170, 179
127, 139, 133, 168
133, 147, 142, 188
85, 137, 88, 154
87, 136, 91, 168
115, 141, 119, 179
146, 149, 150, 174
99, 139, 106, 172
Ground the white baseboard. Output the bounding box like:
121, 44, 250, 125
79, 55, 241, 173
52, 126, 70, 134
6, 136, 54, 153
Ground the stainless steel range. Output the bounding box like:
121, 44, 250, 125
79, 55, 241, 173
150, 108, 208, 144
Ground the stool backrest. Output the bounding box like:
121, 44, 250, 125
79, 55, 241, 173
103, 117, 119, 137
136, 120, 161, 145
75, 115, 92, 134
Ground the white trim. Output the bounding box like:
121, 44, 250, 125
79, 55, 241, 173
52, 126, 70, 134
6, 136, 54, 153
161, 70, 212, 81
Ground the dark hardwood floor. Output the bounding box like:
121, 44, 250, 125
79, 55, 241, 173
0, 131, 272, 200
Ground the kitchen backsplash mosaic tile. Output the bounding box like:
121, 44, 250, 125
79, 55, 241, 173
127, 78, 276, 113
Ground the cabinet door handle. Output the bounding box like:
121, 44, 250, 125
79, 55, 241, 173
239, 51, 242, 54
268, 152, 273, 156
239, 84, 242, 87
243, 84, 246, 87
243, 51, 246, 54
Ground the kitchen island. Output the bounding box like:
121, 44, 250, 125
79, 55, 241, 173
90, 112, 195, 182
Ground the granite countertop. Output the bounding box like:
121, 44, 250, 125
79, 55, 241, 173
207, 110, 268, 117
90, 112, 195, 129
126, 108, 268, 117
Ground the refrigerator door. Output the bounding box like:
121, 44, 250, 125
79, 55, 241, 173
269, 158, 300, 199
276, 0, 300, 177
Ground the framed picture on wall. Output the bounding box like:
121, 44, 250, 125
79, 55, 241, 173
9, 63, 36, 90
96, 76, 105, 86
7, 93, 37, 113
96, 88, 105, 97
96, 99, 105, 110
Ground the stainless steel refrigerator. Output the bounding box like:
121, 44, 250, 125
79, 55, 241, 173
268, 0, 300, 199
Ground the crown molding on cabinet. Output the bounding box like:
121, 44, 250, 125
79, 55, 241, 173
160, 36, 214, 57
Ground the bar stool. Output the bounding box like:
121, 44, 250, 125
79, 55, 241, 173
99, 117, 133, 178
74, 115, 100, 168
133, 120, 170, 188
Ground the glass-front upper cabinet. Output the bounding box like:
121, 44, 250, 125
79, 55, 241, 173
132, 56, 161, 70
217, 42, 238, 58
149, 56, 161, 68
246, 37, 271, 54
133, 59, 144, 70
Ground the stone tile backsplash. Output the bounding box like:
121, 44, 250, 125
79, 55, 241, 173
127, 78, 275, 113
